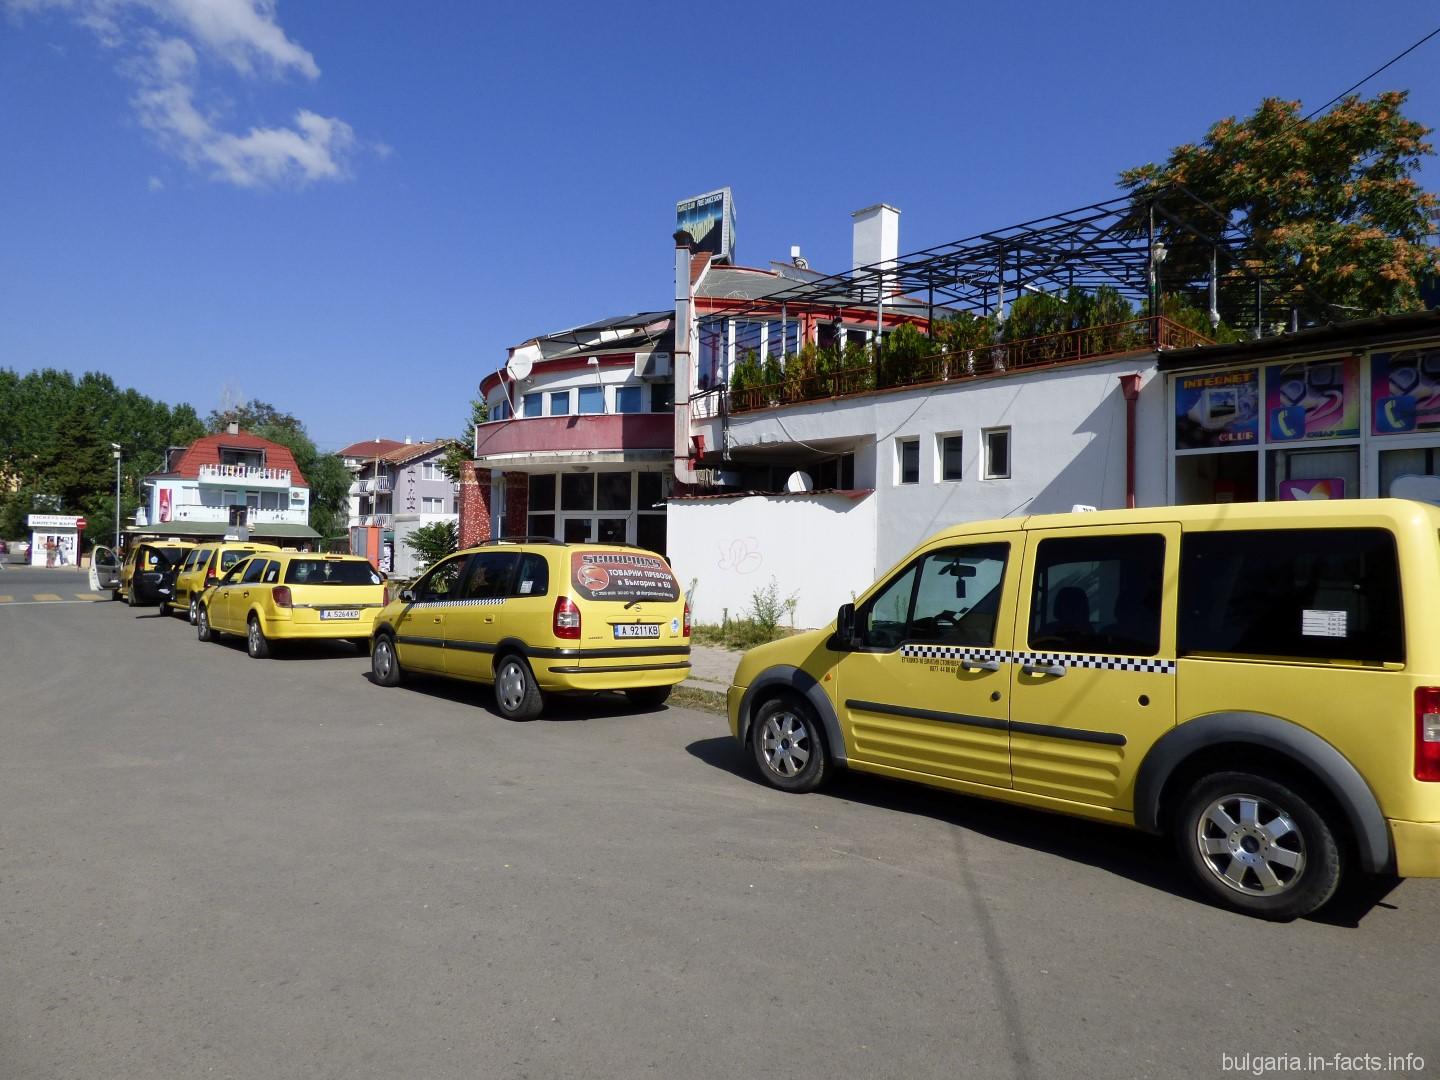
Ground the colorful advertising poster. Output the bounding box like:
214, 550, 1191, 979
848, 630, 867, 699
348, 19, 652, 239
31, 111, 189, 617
1371, 347, 1440, 435
1278, 477, 1345, 501
1174, 368, 1259, 449
158, 487, 173, 522
571, 551, 680, 604
676, 187, 735, 261
1264, 357, 1360, 442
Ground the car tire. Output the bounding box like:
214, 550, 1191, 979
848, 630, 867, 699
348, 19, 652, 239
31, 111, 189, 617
493, 654, 543, 721
188, 598, 199, 625
371, 634, 403, 687
625, 685, 672, 710
246, 616, 271, 660
1174, 770, 1343, 921
751, 695, 829, 793
197, 605, 214, 642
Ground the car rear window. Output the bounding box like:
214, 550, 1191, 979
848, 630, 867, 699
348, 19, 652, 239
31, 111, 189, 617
571, 550, 679, 603
219, 550, 251, 571
1178, 528, 1403, 663
145, 546, 189, 570
284, 559, 382, 586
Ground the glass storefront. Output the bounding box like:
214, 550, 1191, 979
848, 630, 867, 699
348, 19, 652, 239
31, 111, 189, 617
527, 469, 669, 554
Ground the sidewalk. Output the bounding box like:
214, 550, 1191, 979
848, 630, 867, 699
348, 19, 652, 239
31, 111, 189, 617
683, 643, 741, 694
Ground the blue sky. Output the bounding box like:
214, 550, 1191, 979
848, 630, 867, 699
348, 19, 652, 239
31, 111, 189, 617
2, 1, 1439, 451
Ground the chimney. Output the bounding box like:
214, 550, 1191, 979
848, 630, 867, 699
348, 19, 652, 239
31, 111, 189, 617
226, 421, 240, 435
852, 204, 900, 272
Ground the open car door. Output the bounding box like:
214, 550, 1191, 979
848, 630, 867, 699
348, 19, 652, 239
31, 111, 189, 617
90, 545, 121, 596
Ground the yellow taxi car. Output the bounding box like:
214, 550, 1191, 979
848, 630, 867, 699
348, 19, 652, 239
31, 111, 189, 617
369, 539, 690, 719
196, 551, 387, 658
168, 541, 279, 623
728, 499, 1440, 920
117, 539, 195, 606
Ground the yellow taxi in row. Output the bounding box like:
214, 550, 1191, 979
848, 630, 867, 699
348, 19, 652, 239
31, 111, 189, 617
370, 539, 690, 720
168, 541, 279, 623
196, 551, 387, 658
118, 539, 194, 606
729, 499, 1440, 920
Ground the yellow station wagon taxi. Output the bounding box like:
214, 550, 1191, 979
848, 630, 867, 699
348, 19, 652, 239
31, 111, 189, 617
168, 541, 279, 623
196, 551, 386, 658
117, 539, 194, 606
728, 499, 1440, 920
369, 539, 691, 719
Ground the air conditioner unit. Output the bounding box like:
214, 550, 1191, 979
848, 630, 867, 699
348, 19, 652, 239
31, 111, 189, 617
634, 351, 672, 380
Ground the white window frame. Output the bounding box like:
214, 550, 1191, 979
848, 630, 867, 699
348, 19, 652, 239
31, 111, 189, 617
982, 427, 1011, 480
895, 437, 921, 486
421, 496, 445, 513
936, 432, 964, 483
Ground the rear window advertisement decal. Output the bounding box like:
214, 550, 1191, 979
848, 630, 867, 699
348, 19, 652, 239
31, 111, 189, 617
571, 551, 679, 603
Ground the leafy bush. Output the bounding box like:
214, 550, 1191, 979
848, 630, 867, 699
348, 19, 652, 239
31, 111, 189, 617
730, 350, 761, 395
404, 519, 458, 573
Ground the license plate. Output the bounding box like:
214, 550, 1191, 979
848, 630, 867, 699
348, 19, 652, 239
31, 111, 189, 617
321, 609, 361, 621
613, 623, 660, 639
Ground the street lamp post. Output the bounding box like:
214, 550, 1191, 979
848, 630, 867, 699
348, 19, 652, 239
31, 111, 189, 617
111, 444, 122, 549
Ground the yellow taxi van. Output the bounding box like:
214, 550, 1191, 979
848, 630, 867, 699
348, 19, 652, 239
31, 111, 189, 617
369, 538, 690, 720
728, 498, 1440, 920
196, 551, 386, 658
168, 540, 279, 623
117, 539, 194, 606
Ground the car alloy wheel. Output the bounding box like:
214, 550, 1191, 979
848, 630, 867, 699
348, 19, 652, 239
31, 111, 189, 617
372, 636, 401, 686
759, 709, 811, 779
188, 598, 198, 625
750, 696, 828, 793
1194, 792, 1306, 897
493, 655, 542, 720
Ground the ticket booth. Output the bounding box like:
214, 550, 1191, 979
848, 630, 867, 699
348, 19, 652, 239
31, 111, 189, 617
27, 513, 84, 567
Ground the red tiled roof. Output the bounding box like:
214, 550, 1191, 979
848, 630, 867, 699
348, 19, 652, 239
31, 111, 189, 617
690, 251, 711, 286
161, 431, 309, 487
377, 439, 451, 466
337, 438, 405, 459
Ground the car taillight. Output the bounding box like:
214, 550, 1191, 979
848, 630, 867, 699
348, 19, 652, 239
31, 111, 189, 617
553, 595, 581, 640
683, 600, 691, 638
272, 585, 293, 609
205, 569, 216, 587
1417, 687, 1440, 781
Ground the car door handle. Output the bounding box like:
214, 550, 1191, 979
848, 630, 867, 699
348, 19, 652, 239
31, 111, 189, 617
483, 615, 495, 624
961, 658, 1001, 671
1021, 662, 1066, 677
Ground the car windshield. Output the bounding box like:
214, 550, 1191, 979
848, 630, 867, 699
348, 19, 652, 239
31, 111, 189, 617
284, 559, 381, 586
219, 550, 253, 571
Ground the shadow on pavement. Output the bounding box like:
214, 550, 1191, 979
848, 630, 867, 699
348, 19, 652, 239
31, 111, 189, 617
684, 734, 1404, 927
356, 670, 659, 724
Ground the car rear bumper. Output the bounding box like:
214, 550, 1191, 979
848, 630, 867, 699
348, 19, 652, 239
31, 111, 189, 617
265, 612, 381, 641
1390, 818, 1440, 878
539, 660, 690, 693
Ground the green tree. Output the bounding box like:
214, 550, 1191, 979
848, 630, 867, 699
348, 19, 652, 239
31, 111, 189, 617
1121, 91, 1440, 323
440, 395, 488, 482
403, 519, 458, 574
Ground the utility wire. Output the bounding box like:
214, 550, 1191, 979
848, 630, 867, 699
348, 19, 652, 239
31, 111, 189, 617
1301, 24, 1440, 121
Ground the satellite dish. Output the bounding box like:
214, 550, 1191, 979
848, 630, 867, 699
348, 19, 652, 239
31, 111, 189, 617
506, 355, 534, 382
785, 470, 814, 493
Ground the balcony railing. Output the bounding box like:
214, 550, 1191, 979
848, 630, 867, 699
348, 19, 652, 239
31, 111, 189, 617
721, 315, 1211, 415
365, 476, 392, 494
198, 463, 292, 485
165, 505, 307, 525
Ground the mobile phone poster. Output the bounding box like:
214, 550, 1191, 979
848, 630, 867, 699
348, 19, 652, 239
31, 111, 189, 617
1263, 357, 1360, 442
1371, 348, 1440, 435
1174, 368, 1259, 449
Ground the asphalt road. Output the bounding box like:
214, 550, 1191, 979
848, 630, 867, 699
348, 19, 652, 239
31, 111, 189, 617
2, 593, 1437, 1080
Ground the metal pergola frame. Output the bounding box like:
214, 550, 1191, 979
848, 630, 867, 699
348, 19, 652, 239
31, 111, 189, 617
695, 186, 1298, 334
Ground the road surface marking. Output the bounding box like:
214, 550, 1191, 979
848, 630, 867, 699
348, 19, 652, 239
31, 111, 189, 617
33, 593, 63, 602
75, 592, 104, 600
0, 596, 11, 603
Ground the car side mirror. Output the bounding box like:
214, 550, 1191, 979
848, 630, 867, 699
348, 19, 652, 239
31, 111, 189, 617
835, 602, 859, 650
399, 588, 415, 603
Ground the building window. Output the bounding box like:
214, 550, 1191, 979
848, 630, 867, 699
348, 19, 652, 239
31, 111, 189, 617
650, 383, 673, 413
421, 460, 442, 481
492, 399, 511, 421
939, 434, 963, 482
897, 438, 920, 485
421, 496, 444, 513
698, 317, 726, 389
578, 386, 604, 415
529, 473, 556, 512
615, 386, 643, 414
522, 392, 543, 418
983, 427, 1010, 479
549, 390, 571, 416
561, 473, 595, 511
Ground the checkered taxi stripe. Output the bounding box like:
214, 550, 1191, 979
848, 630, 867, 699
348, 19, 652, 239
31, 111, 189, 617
900, 643, 1176, 674
411, 597, 507, 608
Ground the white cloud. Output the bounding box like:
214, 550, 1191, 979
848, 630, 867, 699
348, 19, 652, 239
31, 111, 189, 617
4, 0, 365, 188
147, 174, 164, 190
